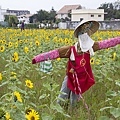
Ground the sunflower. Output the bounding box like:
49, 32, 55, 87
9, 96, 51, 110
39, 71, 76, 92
112, 52, 116, 60
5, 112, 11, 120
90, 58, 94, 65
24, 46, 29, 53
19, 40, 23, 44
14, 41, 18, 48
2, 40, 6, 44
0, 73, 2, 81
13, 91, 22, 102
95, 59, 100, 65
25, 39, 29, 43
10, 72, 17, 81
25, 80, 33, 88
11, 72, 16, 76
8, 42, 13, 47
0, 40, 2, 44
35, 40, 40, 46
25, 109, 40, 120
29, 42, 33, 47
0, 46, 5, 52
57, 58, 61, 61
12, 52, 19, 62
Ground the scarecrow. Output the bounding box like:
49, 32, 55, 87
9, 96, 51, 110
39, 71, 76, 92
32, 20, 120, 106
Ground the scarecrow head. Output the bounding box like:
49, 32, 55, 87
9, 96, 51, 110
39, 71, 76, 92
74, 19, 100, 38
70, 20, 100, 60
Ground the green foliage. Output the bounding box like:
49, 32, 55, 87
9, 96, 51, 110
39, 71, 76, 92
92, 45, 120, 119
25, 23, 39, 29
98, 0, 120, 20
4, 15, 18, 27
31, 7, 57, 23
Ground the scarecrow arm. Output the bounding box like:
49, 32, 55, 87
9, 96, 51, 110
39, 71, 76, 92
98, 37, 120, 50
58, 46, 71, 58
32, 49, 59, 64
32, 36, 120, 64
92, 37, 120, 52
92, 42, 100, 52
32, 46, 71, 64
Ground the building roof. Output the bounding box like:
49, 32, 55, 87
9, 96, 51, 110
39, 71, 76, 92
57, 5, 82, 14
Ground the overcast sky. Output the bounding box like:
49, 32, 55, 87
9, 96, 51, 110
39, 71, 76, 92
0, 0, 116, 14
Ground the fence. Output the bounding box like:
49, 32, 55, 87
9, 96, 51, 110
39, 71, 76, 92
0, 21, 8, 27
99, 21, 120, 30
1, 21, 120, 30
58, 21, 120, 30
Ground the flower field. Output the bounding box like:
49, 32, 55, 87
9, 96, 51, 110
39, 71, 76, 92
0, 28, 120, 120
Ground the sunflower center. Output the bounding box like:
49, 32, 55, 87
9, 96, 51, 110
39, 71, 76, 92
1, 47, 3, 50
31, 116, 35, 120
27, 83, 30, 86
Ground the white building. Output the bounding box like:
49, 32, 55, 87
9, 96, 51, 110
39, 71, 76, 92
71, 9, 104, 22
0, 6, 31, 23
56, 5, 82, 20
0, 7, 6, 21
17, 14, 33, 24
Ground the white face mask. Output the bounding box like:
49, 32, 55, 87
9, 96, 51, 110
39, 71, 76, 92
70, 33, 95, 61
78, 33, 94, 52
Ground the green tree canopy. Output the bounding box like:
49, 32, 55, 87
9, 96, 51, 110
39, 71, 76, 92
98, 0, 120, 20
4, 15, 18, 27
30, 7, 56, 23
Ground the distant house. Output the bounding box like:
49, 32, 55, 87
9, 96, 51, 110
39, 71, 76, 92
0, 7, 6, 21
56, 5, 105, 29
56, 5, 82, 20
0, 7, 16, 23
0, 6, 31, 22
71, 9, 104, 22
17, 14, 33, 24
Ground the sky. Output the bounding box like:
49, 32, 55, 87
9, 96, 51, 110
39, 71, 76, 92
0, 0, 116, 14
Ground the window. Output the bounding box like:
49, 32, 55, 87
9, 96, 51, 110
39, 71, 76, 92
98, 15, 101, 17
80, 18, 83, 21
61, 13, 64, 17
91, 15, 94, 17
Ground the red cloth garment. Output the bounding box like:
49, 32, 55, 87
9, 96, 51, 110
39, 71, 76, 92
67, 46, 95, 95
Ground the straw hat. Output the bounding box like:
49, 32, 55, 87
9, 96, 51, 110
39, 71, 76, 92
74, 19, 100, 38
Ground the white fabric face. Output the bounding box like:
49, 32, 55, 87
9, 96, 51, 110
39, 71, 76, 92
78, 33, 94, 52
70, 33, 95, 60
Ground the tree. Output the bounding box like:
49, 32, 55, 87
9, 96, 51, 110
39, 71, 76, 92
98, 1, 120, 20
30, 8, 57, 25
29, 8, 58, 28
114, 0, 120, 10
4, 15, 18, 27
49, 7, 56, 22
68, 9, 71, 20
36, 9, 49, 22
